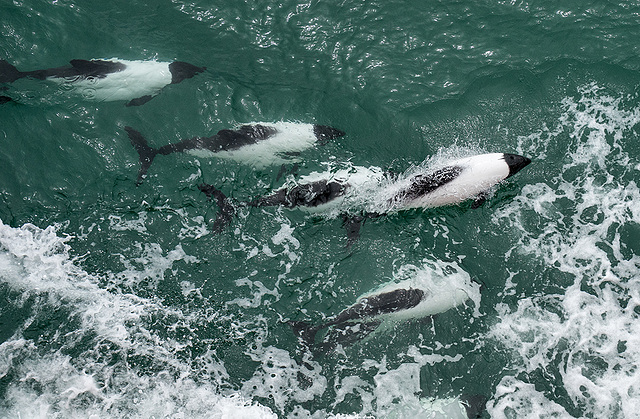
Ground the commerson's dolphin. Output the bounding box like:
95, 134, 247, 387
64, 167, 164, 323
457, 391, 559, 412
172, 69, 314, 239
384, 153, 531, 210
288, 262, 480, 354
199, 152, 531, 238
127, 122, 345, 184
199, 165, 381, 234
0, 58, 205, 106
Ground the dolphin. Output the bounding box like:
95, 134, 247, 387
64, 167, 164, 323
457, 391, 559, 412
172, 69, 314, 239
0, 58, 205, 106
384, 153, 532, 211
126, 122, 345, 184
198, 152, 531, 239
288, 262, 479, 354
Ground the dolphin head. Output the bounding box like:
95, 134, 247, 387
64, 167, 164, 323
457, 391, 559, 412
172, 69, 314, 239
503, 153, 531, 178
169, 61, 206, 84
313, 125, 346, 144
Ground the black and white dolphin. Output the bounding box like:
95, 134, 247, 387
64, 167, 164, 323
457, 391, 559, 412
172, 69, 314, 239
126, 122, 345, 184
199, 152, 531, 238
383, 153, 532, 211
0, 58, 205, 106
289, 263, 480, 354
198, 165, 381, 233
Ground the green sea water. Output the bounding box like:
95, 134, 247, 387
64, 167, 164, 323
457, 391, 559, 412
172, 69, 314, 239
2, 1, 640, 417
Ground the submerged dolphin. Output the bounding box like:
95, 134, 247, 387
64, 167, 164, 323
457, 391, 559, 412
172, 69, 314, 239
0, 58, 205, 106
289, 264, 479, 354
126, 122, 345, 184
199, 152, 531, 238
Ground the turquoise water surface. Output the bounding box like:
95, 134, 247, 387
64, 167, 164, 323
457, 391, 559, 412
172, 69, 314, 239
2, 1, 640, 417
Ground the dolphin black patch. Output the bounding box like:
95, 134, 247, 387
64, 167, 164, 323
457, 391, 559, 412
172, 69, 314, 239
125, 126, 157, 185
196, 178, 349, 236
342, 214, 364, 248
252, 180, 347, 208
156, 124, 279, 155
313, 125, 346, 144
471, 191, 489, 209
1, 59, 126, 82
67, 59, 127, 78
329, 288, 425, 325
126, 95, 154, 107
24, 60, 127, 80
392, 165, 463, 203
503, 153, 532, 178
214, 124, 279, 150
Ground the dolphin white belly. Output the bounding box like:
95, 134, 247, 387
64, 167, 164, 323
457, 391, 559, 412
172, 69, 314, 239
56, 59, 172, 102
190, 122, 322, 165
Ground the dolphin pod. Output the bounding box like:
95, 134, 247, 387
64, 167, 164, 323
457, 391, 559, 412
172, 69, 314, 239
3, 54, 533, 408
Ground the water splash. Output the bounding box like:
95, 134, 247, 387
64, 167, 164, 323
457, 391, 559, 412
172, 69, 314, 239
488, 83, 640, 418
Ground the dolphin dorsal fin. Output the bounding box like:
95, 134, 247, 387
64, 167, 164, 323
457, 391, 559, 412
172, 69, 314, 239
69, 59, 126, 77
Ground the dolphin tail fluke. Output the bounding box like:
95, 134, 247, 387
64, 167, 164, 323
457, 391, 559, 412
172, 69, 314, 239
288, 321, 320, 348
198, 183, 236, 234
341, 214, 364, 248
125, 126, 158, 185
0, 60, 23, 83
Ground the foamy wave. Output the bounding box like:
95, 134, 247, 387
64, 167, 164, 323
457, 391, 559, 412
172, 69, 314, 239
488, 83, 640, 417
0, 220, 277, 418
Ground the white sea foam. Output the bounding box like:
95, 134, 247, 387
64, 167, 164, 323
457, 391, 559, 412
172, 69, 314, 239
385, 394, 476, 419
0, 220, 278, 418
227, 213, 302, 308
242, 345, 327, 414
489, 376, 571, 418
488, 83, 640, 417
332, 358, 471, 418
